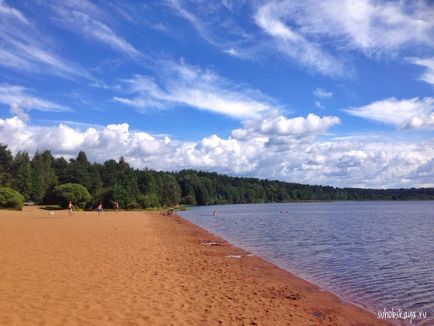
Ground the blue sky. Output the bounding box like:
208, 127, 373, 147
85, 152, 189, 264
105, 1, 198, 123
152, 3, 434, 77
0, 0, 433, 188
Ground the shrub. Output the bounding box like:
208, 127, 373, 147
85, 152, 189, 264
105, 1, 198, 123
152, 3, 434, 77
53, 183, 91, 209
0, 187, 24, 210
181, 194, 196, 206
138, 194, 160, 208
126, 200, 140, 210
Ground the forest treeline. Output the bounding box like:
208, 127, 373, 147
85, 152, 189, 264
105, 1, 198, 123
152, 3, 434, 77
1, 144, 433, 209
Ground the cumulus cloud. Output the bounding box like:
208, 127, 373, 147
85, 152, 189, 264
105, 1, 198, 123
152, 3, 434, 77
0, 116, 172, 163
114, 60, 277, 119
231, 114, 340, 141
408, 57, 434, 86
1, 115, 433, 188
345, 97, 434, 129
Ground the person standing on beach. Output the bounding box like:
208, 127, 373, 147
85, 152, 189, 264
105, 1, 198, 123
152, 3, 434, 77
113, 200, 119, 213
97, 203, 103, 216
67, 201, 74, 216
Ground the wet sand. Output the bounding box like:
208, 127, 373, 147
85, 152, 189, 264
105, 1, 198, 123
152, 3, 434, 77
0, 207, 390, 325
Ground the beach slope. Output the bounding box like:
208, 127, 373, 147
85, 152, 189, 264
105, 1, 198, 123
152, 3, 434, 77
0, 207, 389, 325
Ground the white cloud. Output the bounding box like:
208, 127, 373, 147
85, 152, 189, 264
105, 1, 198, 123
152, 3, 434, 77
166, 0, 254, 59
345, 97, 434, 129
0, 0, 28, 24
1, 115, 433, 188
263, 0, 434, 51
408, 57, 434, 85
0, 84, 69, 114
9, 103, 28, 121
315, 101, 324, 109
223, 48, 241, 57
253, 0, 434, 74
48, 0, 140, 57
232, 114, 340, 140
313, 88, 333, 99
0, 1, 89, 78
167, 0, 218, 46
254, 1, 344, 75
114, 60, 278, 119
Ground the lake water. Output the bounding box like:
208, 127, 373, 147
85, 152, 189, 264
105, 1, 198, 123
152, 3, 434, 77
179, 201, 434, 324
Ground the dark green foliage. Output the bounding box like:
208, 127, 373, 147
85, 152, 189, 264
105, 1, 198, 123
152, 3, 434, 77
12, 152, 32, 200
31, 150, 58, 204
0, 144, 433, 210
0, 187, 24, 210
53, 183, 92, 209
52, 157, 69, 184
67, 151, 92, 189
0, 144, 13, 186
159, 174, 181, 206
181, 194, 196, 206
138, 194, 160, 208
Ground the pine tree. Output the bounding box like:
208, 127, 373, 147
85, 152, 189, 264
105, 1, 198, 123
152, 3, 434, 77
31, 151, 58, 203
0, 144, 13, 186
12, 152, 32, 200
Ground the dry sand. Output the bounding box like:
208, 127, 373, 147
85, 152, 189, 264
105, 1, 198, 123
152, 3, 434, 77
0, 207, 391, 325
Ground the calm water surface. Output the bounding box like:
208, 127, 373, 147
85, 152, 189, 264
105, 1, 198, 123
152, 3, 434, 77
179, 201, 434, 323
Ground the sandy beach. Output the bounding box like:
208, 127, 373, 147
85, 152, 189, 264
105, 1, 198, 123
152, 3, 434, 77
0, 207, 390, 325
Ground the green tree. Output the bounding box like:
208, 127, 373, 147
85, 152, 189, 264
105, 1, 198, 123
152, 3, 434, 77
31, 150, 58, 203
12, 152, 32, 200
54, 183, 91, 209
68, 151, 92, 190
160, 175, 181, 206
53, 157, 69, 184
0, 144, 13, 186
138, 193, 160, 208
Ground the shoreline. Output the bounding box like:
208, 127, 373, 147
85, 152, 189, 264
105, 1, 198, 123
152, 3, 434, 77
0, 207, 392, 325
176, 214, 394, 326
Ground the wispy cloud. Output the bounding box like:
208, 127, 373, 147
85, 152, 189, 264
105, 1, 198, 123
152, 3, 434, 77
114, 60, 278, 119
166, 0, 254, 59
257, 0, 434, 52
0, 0, 28, 24
0, 84, 70, 121
408, 57, 434, 86
345, 97, 434, 129
253, 0, 434, 74
254, 1, 345, 76
0, 1, 89, 78
48, 0, 140, 57
313, 88, 333, 99
167, 0, 218, 46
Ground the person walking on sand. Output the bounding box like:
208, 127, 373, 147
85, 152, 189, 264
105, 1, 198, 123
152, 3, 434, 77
67, 201, 74, 216
97, 202, 103, 216
113, 200, 119, 213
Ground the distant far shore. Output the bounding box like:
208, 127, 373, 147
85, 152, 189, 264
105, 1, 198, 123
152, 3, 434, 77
1, 145, 433, 214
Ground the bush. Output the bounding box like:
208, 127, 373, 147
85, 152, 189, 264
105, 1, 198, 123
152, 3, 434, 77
181, 194, 196, 206
125, 200, 140, 210
0, 187, 24, 210
138, 194, 160, 208
54, 183, 91, 209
